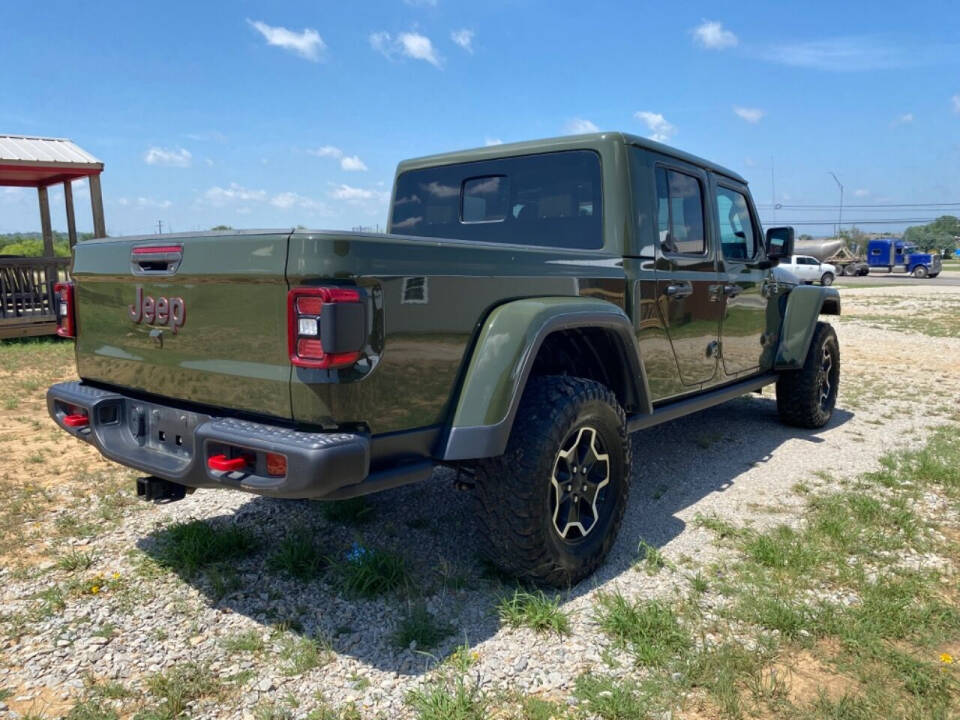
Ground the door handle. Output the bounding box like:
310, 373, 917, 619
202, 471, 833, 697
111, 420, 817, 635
664, 282, 693, 300
723, 284, 742, 298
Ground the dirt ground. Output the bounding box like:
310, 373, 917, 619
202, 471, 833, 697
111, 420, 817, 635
0, 283, 958, 719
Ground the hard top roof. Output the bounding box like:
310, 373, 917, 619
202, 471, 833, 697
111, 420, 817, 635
396, 131, 747, 185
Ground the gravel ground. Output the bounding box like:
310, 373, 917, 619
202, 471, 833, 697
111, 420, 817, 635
1, 285, 958, 719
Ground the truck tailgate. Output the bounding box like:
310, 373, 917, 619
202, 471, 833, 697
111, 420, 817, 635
72, 231, 293, 420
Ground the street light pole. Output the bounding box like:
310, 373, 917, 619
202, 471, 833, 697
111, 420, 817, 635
829, 171, 843, 240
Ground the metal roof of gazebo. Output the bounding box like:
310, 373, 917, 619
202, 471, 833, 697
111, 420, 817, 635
0, 134, 106, 253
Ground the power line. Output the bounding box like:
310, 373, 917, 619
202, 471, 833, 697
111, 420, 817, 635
757, 202, 960, 210
760, 218, 951, 226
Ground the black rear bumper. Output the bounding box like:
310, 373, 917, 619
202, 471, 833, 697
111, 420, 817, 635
47, 381, 379, 499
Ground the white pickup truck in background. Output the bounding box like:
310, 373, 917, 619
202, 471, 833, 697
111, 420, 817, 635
779, 254, 837, 286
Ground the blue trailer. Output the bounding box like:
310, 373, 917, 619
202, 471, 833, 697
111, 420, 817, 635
866, 238, 942, 278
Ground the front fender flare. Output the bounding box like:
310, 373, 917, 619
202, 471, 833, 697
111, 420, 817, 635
442, 297, 649, 461
775, 285, 841, 370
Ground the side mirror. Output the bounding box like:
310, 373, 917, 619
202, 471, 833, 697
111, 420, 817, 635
766, 226, 795, 264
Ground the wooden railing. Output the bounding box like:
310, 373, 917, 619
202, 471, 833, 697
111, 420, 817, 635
0, 257, 71, 338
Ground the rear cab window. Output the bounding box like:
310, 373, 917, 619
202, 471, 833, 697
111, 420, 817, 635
391, 150, 603, 249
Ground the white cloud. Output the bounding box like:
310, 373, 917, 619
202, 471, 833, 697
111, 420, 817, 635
893, 112, 914, 126
308, 145, 343, 159
0, 187, 26, 206
692, 20, 738, 50
247, 19, 325, 62
565, 118, 599, 134
308, 146, 367, 171
451, 29, 474, 53
853, 189, 870, 198
399, 32, 441, 66
484, 137, 504, 146
200, 183, 330, 213
733, 106, 765, 123
340, 155, 368, 172
329, 184, 389, 203
952, 95, 960, 113
269, 192, 328, 211
184, 131, 227, 143
144, 147, 192, 168
370, 31, 442, 67
759, 37, 955, 72
136, 197, 172, 209
634, 111, 676, 143
201, 183, 268, 206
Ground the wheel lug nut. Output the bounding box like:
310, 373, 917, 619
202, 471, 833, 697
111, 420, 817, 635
582, 467, 587, 474
566, 484, 572, 492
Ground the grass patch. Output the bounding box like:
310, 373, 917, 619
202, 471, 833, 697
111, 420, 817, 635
392, 603, 455, 650
336, 546, 407, 598
595, 592, 690, 667
139, 662, 225, 719
277, 633, 330, 676
497, 589, 570, 635
406, 674, 487, 720
221, 629, 266, 654
636, 540, 668, 575
573, 674, 658, 719
267, 526, 328, 581
66, 699, 119, 720
320, 497, 374, 525
57, 549, 96, 572
153, 520, 254, 577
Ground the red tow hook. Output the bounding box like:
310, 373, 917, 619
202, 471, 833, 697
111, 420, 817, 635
208, 454, 250, 472
63, 413, 89, 428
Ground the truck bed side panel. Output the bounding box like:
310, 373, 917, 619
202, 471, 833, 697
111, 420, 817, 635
285, 232, 627, 433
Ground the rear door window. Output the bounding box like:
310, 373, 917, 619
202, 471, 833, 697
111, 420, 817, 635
391, 150, 602, 249
655, 167, 706, 255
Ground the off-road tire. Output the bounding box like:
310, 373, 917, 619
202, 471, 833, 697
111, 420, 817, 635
473, 376, 630, 587
820, 272, 834, 286
776, 322, 839, 429
913, 265, 928, 278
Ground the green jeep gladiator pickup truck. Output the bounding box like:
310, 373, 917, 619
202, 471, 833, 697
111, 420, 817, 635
48, 132, 840, 586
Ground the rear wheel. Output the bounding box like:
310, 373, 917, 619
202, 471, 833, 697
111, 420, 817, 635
474, 376, 630, 587
820, 272, 834, 286
843, 264, 857, 276
776, 322, 840, 429
913, 265, 928, 278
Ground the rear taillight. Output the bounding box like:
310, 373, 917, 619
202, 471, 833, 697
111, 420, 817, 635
266, 452, 287, 477
287, 286, 364, 369
54, 282, 76, 338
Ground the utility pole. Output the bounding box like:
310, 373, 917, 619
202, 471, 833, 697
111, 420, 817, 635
157, 220, 163, 235
770, 157, 776, 223
828, 172, 843, 240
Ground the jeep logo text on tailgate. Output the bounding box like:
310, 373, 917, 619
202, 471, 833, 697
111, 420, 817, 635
129, 287, 186, 333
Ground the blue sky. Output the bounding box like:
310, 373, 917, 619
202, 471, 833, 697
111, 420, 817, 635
1, 0, 958, 237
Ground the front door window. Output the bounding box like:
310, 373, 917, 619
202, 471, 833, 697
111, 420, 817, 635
715, 184, 769, 375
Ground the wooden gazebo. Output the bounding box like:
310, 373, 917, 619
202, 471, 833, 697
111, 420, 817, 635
0, 135, 105, 338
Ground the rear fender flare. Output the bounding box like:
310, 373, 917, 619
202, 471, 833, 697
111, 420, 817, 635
442, 297, 650, 461
775, 285, 841, 370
